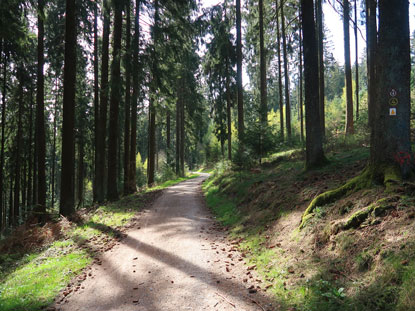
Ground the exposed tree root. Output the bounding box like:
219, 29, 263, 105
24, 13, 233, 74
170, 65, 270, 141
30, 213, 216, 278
332, 196, 398, 232
299, 164, 402, 229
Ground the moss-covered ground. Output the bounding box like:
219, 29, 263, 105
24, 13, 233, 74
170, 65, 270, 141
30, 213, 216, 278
203, 148, 415, 311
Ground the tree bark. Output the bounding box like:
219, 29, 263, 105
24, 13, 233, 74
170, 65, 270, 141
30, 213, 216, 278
175, 94, 180, 176
36, 0, 47, 220
180, 95, 185, 177
281, 4, 291, 139
276, 0, 284, 139
148, 0, 159, 186
236, 0, 244, 145
93, 2, 99, 202
129, 0, 140, 193
124, 2, 131, 195
370, 0, 410, 180
77, 137, 84, 207
226, 58, 232, 161
13, 73, 24, 226
107, 0, 123, 200
343, 0, 354, 135
27, 86, 33, 208
366, 0, 376, 128
301, 0, 325, 169
299, 23, 304, 142
60, 0, 77, 216
259, 0, 267, 125
0, 51, 7, 231
316, 0, 325, 137
354, 0, 359, 120
96, 0, 110, 203
51, 81, 58, 210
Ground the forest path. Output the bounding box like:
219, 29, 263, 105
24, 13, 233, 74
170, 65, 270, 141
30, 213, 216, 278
54, 174, 274, 311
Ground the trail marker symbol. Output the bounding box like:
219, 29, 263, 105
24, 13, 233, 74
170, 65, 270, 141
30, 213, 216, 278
390, 89, 397, 97
389, 98, 398, 106
390, 108, 397, 116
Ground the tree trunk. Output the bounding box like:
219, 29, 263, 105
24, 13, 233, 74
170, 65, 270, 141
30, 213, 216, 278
60, 0, 77, 217
366, 0, 376, 128
299, 23, 304, 142
343, 0, 354, 135
370, 0, 410, 181
175, 95, 180, 176
51, 79, 58, 209
259, 0, 267, 125
107, 0, 123, 200
9, 174, 13, 227
36, 0, 47, 220
96, 0, 110, 202
27, 86, 33, 208
354, 0, 359, 120
281, 4, 291, 139
77, 137, 84, 208
236, 0, 244, 145
93, 2, 99, 202
301, 0, 325, 169
123, 2, 131, 195
180, 79, 185, 177
0, 51, 7, 231
316, 0, 325, 137
148, 0, 159, 186
129, 0, 140, 193
276, 0, 284, 139
226, 60, 232, 161
13, 74, 24, 226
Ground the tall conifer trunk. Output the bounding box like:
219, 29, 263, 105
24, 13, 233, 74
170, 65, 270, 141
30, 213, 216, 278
96, 0, 110, 202
60, 0, 77, 216
301, 0, 325, 168
343, 0, 354, 135
276, 0, 284, 139
354, 0, 359, 120
107, 0, 123, 200
236, 0, 244, 145
36, 0, 46, 219
148, 0, 159, 186
259, 0, 267, 125
129, 0, 140, 193
0, 52, 7, 231
281, 4, 291, 139
299, 23, 304, 142
124, 2, 131, 195
370, 0, 410, 181
316, 0, 325, 136
366, 0, 377, 128
93, 2, 99, 201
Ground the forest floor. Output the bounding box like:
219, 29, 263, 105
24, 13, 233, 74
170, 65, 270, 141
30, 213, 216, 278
203, 145, 415, 311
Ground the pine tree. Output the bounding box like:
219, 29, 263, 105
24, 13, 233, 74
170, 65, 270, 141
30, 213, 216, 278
60, 0, 77, 216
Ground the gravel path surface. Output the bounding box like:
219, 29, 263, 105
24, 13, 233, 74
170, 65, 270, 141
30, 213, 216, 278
54, 174, 275, 311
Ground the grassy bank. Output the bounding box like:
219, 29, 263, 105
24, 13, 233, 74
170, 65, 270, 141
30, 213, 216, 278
203, 149, 415, 311
0, 174, 198, 311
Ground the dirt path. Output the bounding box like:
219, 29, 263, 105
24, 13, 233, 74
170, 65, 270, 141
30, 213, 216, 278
54, 175, 275, 311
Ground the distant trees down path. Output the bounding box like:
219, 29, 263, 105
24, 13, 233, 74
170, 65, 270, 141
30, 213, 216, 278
0, 0, 414, 232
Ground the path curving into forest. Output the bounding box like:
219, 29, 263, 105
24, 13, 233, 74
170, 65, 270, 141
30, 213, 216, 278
53, 174, 275, 311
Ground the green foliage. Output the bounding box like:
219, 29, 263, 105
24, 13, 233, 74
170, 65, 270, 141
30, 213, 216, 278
241, 121, 278, 162
135, 152, 146, 187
